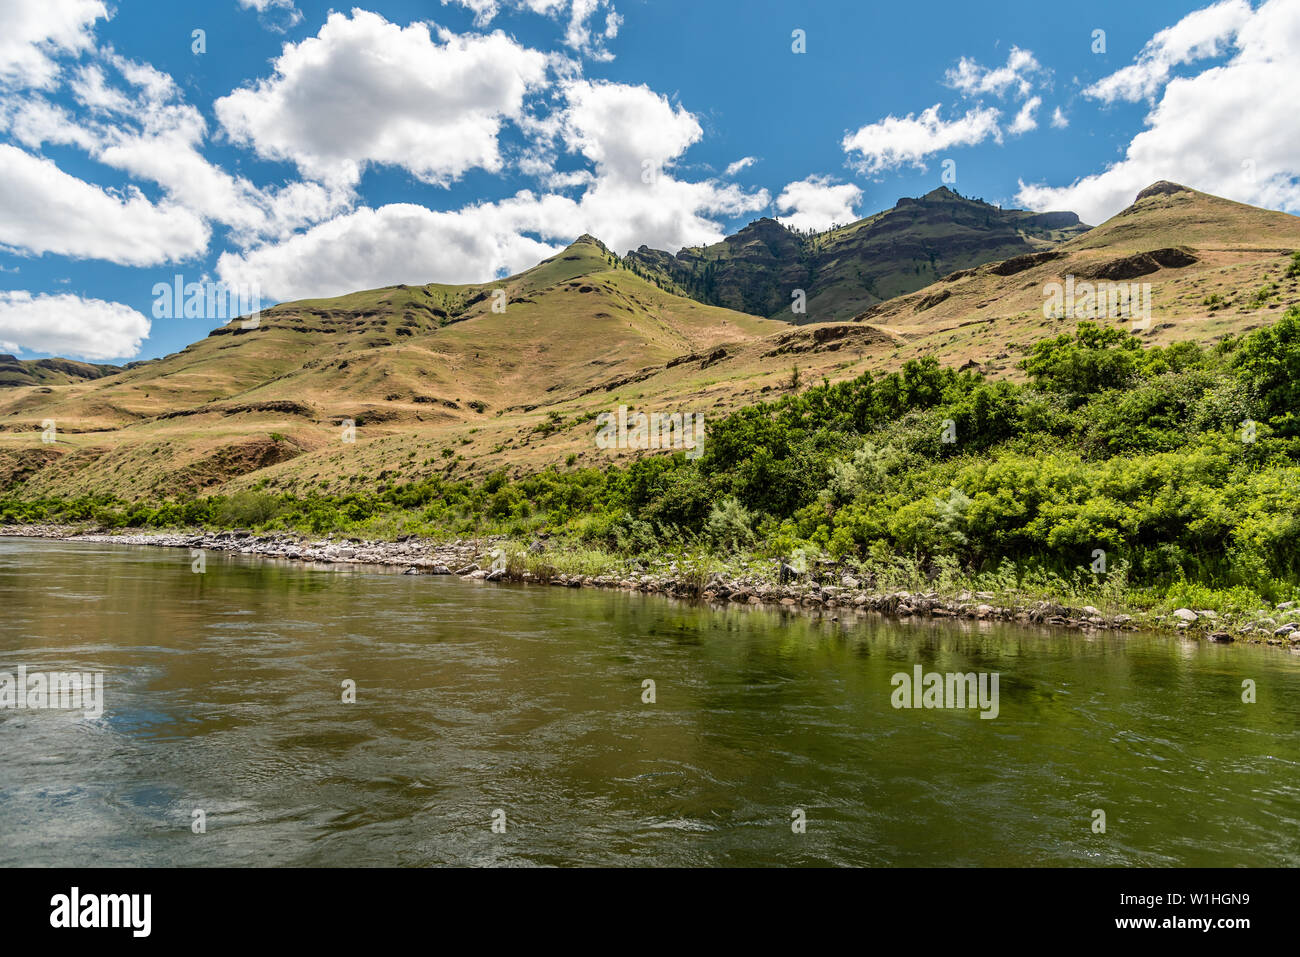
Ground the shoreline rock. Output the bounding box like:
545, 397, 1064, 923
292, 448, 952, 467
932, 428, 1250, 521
1, 523, 482, 573
3, 524, 1296, 648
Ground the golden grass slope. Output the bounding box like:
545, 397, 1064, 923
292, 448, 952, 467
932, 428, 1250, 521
0, 237, 789, 498
2, 184, 1298, 502
848, 182, 1300, 377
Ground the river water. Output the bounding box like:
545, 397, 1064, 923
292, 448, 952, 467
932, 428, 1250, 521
1, 537, 1297, 867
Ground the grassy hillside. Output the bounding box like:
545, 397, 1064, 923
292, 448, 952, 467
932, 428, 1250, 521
1069, 181, 1300, 252
0, 354, 124, 388
0, 236, 786, 498
1, 181, 1297, 520
849, 182, 1300, 379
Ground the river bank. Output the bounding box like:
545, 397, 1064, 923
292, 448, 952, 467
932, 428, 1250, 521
7, 523, 1300, 648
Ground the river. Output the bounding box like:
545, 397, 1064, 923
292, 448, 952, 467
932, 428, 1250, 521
1, 537, 1297, 866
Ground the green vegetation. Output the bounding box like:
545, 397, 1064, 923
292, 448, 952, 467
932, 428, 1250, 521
8, 310, 1300, 613
1286, 250, 1300, 279
1249, 282, 1280, 307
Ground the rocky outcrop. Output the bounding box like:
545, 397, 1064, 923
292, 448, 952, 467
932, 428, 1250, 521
987, 250, 1065, 277
169, 437, 303, 493
1074, 247, 1199, 281
628, 218, 811, 319
623, 188, 1089, 325
1135, 181, 1192, 202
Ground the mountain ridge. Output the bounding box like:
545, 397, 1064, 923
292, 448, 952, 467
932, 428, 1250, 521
621, 186, 1090, 323
1, 180, 1297, 502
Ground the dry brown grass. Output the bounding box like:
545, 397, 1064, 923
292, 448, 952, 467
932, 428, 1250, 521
3, 186, 1298, 501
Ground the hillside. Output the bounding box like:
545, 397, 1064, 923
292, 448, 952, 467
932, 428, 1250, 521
846, 181, 1300, 378
623, 186, 1089, 323
0, 354, 125, 388
0, 182, 1297, 504
0, 236, 790, 498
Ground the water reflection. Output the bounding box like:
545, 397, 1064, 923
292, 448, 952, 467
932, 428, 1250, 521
1, 538, 1297, 867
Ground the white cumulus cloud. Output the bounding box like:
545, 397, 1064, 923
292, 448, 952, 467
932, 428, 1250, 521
775, 175, 862, 232
537, 79, 770, 250
724, 156, 757, 176
1017, 0, 1300, 226
0, 290, 149, 360
843, 104, 1002, 175
214, 10, 550, 187
0, 0, 106, 90
1009, 96, 1041, 135
0, 144, 209, 265
1084, 0, 1252, 103
558, 78, 702, 179
2, 55, 353, 246
216, 200, 562, 301
946, 46, 1043, 98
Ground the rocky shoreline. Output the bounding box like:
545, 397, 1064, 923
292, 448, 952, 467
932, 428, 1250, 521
5, 524, 1299, 648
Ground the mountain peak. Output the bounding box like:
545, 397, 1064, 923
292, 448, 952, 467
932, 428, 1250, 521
1071, 179, 1300, 254
734, 217, 796, 239
622, 185, 1090, 323
1135, 181, 1193, 202
920, 186, 962, 201
568, 234, 611, 254
895, 186, 969, 210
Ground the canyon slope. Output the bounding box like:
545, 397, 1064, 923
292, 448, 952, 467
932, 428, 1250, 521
1, 182, 1297, 502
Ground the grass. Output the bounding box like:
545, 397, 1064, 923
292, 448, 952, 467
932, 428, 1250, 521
2, 183, 1298, 521
11, 485, 1297, 629
470, 541, 1297, 625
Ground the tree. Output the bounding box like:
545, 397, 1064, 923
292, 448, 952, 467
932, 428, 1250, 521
1233, 305, 1300, 435
1019, 322, 1140, 404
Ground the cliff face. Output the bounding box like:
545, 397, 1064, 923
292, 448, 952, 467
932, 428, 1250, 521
624, 187, 1089, 323
625, 218, 805, 318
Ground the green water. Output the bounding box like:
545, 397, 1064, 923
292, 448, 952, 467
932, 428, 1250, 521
0, 537, 1297, 867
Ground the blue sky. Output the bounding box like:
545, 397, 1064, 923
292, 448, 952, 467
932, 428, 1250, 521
0, 0, 1296, 361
